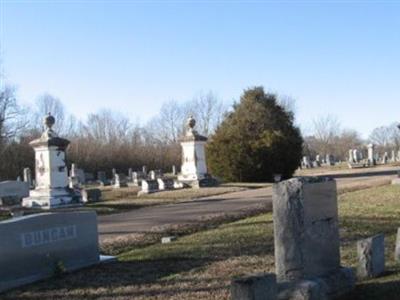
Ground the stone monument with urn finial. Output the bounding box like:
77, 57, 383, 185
22, 113, 81, 209
178, 116, 216, 187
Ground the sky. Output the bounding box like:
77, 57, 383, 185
0, 0, 399, 138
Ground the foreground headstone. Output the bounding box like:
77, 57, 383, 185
357, 234, 385, 278
231, 273, 277, 300
22, 114, 80, 209
273, 177, 354, 299
0, 211, 108, 292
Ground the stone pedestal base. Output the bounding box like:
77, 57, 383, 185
22, 188, 81, 209
178, 174, 218, 188
278, 267, 355, 300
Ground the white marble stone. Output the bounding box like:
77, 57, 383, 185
178, 116, 208, 183
22, 114, 80, 209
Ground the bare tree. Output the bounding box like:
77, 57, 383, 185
0, 86, 27, 144
34, 93, 65, 133
311, 115, 341, 155
187, 91, 227, 136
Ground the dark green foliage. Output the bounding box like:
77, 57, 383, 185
206, 87, 303, 182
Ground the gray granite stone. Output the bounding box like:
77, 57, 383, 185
0, 181, 30, 199
357, 234, 385, 278
231, 273, 277, 300
0, 211, 101, 292
273, 177, 340, 281
277, 267, 354, 300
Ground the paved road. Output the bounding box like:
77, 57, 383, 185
98, 167, 398, 243
99, 187, 272, 242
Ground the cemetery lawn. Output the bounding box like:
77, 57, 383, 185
4, 184, 400, 299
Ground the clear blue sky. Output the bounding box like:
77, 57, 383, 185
1, 1, 399, 137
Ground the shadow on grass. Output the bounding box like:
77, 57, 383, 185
340, 278, 400, 300
340, 215, 400, 243
1, 258, 225, 300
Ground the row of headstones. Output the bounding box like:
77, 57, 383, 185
69, 164, 178, 187
349, 148, 400, 165
301, 154, 335, 169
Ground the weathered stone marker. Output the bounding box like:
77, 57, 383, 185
273, 177, 354, 299
231, 273, 277, 300
357, 234, 385, 278
0, 211, 106, 292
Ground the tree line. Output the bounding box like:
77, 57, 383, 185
0, 86, 227, 180
1, 81, 398, 181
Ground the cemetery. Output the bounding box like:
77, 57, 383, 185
1, 2, 400, 299
0, 110, 399, 300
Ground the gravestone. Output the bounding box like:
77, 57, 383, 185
97, 171, 109, 186
326, 154, 334, 166
273, 177, 354, 299
368, 144, 376, 166
0, 211, 110, 292
172, 165, 177, 175
157, 178, 174, 191
139, 180, 159, 195
23, 168, 33, 189
111, 168, 117, 184
142, 165, 147, 176
231, 273, 277, 300
348, 149, 354, 163
178, 116, 210, 187
128, 168, 133, 182
383, 152, 389, 164
357, 234, 385, 278
0, 181, 30, 206
114, 174, 128, 188
301, 156, 312, 169
81, 188, 102, 203
149, 170, 156, 180
22, 114, 80, 209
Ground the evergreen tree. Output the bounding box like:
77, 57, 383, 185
207, 87, 303, 182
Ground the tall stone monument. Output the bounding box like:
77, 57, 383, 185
178, 116, 210, 187
22, 113, 80, 209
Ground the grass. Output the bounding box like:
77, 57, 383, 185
4, 184, 400, 299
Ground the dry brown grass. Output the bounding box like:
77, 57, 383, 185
4, 183, 400, 299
